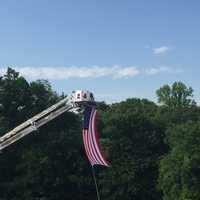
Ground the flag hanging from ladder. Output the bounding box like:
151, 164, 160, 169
82, 106, 109, 167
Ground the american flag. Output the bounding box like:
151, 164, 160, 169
82, 106, 109, 167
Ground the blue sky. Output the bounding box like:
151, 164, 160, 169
0, 0, 200, 103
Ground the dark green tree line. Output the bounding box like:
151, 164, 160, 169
0, 68, 200, 200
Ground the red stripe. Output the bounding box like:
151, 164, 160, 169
90, 110, 108, 166
88, 110, 101, 165
83, 130, 95, 165
82, 108, 109, 167
82, 130, 92, 164
91, 110, 109, 166
82, 131, 90, 163
93, 111, 109, 166
86, 127, 98, 165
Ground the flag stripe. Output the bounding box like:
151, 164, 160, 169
92, 110, 109, 166
87, 127, 99, 164
94, 112, 109, 166
83, 130, 95, 165
82, 107, 109, 167
84, 130, 96, 165
88, 110, 105, 165
90, 110, 108, 166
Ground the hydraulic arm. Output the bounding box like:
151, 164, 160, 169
0, 90, 94, 151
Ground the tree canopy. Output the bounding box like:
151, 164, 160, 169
156, 81, 196, 108
0, 68, 200, 200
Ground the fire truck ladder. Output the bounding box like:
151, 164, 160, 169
0, 90, 94, 151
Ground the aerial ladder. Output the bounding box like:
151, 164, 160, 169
0, 90, 95, 151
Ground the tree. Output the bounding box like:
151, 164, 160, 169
0, 68, 32, 132
158, 122, 200, 200
0, 68, 97, 200
156, 82, 196, 109
29, 80, 58, 115
98, 99, 165, 200
156, 82, 199, 125
1, 68, 200, 200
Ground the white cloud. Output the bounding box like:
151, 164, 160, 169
153, 46, 170, 55
0, 65, 183, 80
114, 66, 140, 78
145, 66, 183, 75
0, 66, 139, 80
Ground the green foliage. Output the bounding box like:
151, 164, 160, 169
0, 68, 32, 131
0, 68, 200, 200
156, 82, 200, 125
98, 99, 165, 200
159, 122, 200, 200
0, 68, 96, 200
30, 80, 58, 114
156, 82, 196, 109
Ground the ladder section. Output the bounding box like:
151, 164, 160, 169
0, 103, 73, 151
0, 90, 95, 151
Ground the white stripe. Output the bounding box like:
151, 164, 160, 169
87, 125, 99, 165
90, 109, 108, 166
83, 130, 95, 165
89, 109, 103, 165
